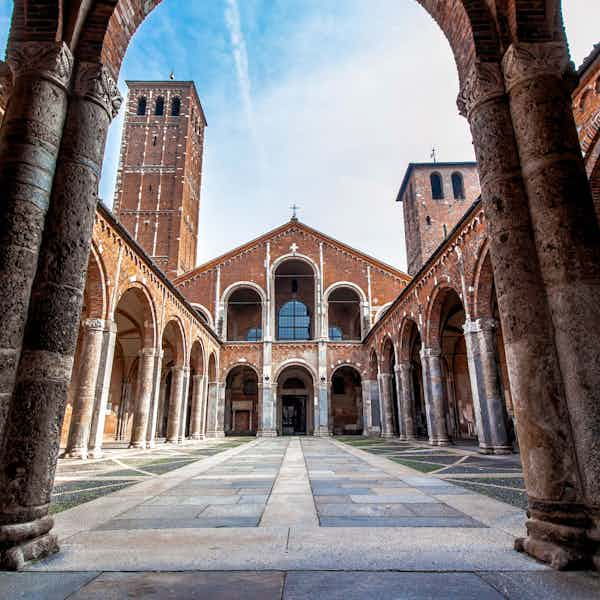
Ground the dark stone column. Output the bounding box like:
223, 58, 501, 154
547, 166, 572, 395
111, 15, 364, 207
463, 318, 511, 455
458, 60, 588, 569
0, 43, 73, 442
166, 366, 185, 443
397, 361, 416, 441
190, 374, 205, 440
502, 43, 600, 563
0, 61, 121, 570
377, 368, 395, 438
146, 350, 163, 448
130, 348, 158, 448
177, 367, 191, 443
420, 348, 450, 446
64, 319, 107, 459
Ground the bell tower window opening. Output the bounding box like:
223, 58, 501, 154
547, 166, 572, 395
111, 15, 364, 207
430, 172, 444, 200
137, 96, 147, 115
155, 96, 165, 116
451, 172, 465, 200
171, 96, 181, 116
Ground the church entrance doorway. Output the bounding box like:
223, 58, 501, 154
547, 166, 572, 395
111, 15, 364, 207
276, 365, 315, 436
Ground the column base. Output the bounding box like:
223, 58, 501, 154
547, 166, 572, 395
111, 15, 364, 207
129, 441, 147, 449
191, 433, 204, 440
0, 516, 59, 571
89, 447, 103, 459
315, 428, 331, 437
429, 437, 451, 446
62, 447, 88, 460
381, 432, 396, 439
258, 429, 278, 437
205, 431, 226, 439
165, 438, 180, 444
515, 500, 595, 570
478, 444, 513, 455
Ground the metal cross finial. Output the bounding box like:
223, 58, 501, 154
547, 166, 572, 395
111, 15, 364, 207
290, 204, 300, 221
169, 71, 175, 81
430, 146, 437, 163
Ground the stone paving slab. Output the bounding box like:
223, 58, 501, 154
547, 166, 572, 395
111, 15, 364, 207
0, 571, 99, 600
319, 516, 485, 527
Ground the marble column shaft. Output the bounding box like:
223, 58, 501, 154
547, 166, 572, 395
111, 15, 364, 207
503, 42, 600, 511
146, 350, 163, 448
397, 362, 416, 440
377, 370, 395, 438
190, 374, 206, 439
0, 60, 120, 570
463, 318, 511, 454
64, 319, 107, 459
0, 43, 73, 442
130, 348, 158, 448
166, 366, 186, 443
393, 365, 406, 439
258, 382, 277, 437
420, 348, 449, 446
459, 59, 586, 568
178, 368, 191, 443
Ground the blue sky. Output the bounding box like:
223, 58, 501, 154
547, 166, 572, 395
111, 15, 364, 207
0, 0, 598, 269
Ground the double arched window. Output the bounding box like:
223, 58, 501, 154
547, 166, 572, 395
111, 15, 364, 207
451, 172, 465, 200
278, 300, 310, 341
137, 97, 147, 115
430, 172, 444, 200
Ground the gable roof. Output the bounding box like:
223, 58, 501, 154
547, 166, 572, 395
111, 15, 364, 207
174, 219, 410, 284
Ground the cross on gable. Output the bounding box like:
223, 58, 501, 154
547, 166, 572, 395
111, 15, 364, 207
290, 243, 299, 255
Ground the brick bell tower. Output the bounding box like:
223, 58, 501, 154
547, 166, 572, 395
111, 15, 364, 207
113, 81, 206, 278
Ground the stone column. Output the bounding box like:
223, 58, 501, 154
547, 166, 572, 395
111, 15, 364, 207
393, 365, 406, 440
397, 361, 416, 441
361, 379, 374, 436
316, 379, 330, 437
458, 60, 586, 568
0, 60, 121, 570
190, 374, 206, 439
64, 319, 107, 459
503, 43, 600, 538
420, 348, 449, 446
463, 318, 511, 455
88, 320, 117, 459
178, 367, 191, 443
377, 368, 395, 438
146, 350, 163, 448
130, 348, 157, 448
166, 366, 185, 443
259, 381, 277, 437
0, 43, 73, 441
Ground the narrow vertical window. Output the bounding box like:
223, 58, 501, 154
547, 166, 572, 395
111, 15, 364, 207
426, 216, 431, 226
171, 96, 181, 116
430, 172, 444, 200
451, 172, 465, 200
443, 224, 448, 237
155, 96, 164, 116
137, 96, 147, 115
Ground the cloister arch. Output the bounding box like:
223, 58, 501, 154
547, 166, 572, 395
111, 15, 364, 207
0, 0, 599, 574
185, 339, 205, 439
191, 303, 214, 328
380, 336, 400, 437
330, 365, 363, 436
224, 364, 259, 436
275, 363, 316, 436
204, 352, 221, 437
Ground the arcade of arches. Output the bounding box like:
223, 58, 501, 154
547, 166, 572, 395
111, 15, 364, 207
0, 0, 599, 576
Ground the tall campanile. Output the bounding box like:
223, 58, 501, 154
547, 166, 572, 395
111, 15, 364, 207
114, 81, 206, 278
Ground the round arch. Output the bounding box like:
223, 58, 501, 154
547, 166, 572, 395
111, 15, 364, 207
224, 361, 261, 380
425, 283, 464, 349
374, 302, 393, 324
398, 317, 422, 363
323, 281, 367, 303
85, 242, 108, 320
330, 365, 363, 436
276, 363, 316, 436
324, 282, 366, 341
221, 282, 265, 342
273, 359, 318, 385
190, 303, 214, 328
161, 316, 187, 368
224, 364, 259, 436
114, 283, 157, 348
472, 242, 495, 320
189, 339, 205, 375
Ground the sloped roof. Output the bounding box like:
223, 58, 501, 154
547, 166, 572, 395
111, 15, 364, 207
175, 219, 410, 284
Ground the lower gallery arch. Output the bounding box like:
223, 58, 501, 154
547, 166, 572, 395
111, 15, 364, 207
224, 365, 259, 436
381, 337, 400, 437
276, 365, 315, 436
330, 366, 363, 435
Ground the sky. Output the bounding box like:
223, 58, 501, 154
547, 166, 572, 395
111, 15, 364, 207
0, 1, 598, 270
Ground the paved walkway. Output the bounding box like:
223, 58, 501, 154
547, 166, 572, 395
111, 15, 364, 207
2, 438, 600, 598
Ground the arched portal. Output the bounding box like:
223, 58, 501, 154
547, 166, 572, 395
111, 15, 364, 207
276, 365, 315, 436
225, 365, 259, 436
274, 259, 316, 341
381, 337, 400, 437
399, 319, 429, 440
187, 340, 205, 439
331, 366, 363, 435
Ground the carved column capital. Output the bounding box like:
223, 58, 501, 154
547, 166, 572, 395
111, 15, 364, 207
6, 42, 73, 91
82, 318, 107, 332
457, 61, 504, 118
73, 62, 122, 119
501, 42, 576, 93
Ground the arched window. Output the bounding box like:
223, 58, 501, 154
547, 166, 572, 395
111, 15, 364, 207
328, 287, 362, 341
451, 172, 465, 199
246, 327, 262, 342
227, 288, 262, 342
137, 96, 147, 115
430, 172, 444, 199
329, 326, 343, 340
426, 215, 431, 226
155, 96, 165, 116
278, 300, 310, 340
171, 97, 181, 116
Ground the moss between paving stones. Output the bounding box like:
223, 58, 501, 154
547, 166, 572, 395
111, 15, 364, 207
388, 458, 442, 473
50, 480, 138, 514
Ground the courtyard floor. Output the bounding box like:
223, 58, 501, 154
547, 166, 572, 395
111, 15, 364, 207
2, 437, 600, 598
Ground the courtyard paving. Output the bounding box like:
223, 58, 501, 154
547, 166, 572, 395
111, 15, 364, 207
2, 437, 600, 598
